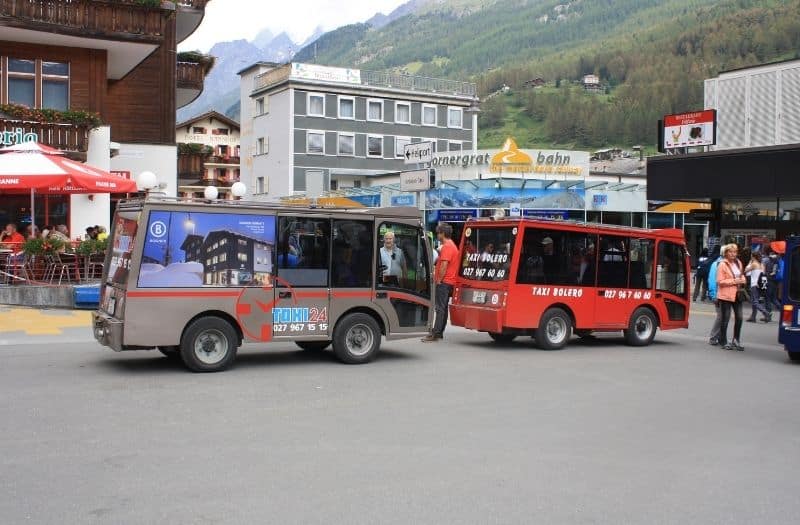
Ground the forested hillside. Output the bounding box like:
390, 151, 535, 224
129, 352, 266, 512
296, 0, 800, 149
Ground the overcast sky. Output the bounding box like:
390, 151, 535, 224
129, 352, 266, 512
179, 0, 408, 52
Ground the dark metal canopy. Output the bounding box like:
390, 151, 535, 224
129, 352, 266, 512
647, 143, 800, 200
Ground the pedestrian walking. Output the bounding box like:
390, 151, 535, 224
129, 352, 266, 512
706, 247, 723, 346
422, 222, 459, 342
763, 246, 782, 312
745, 252, 771, 323
693, 247, 710, 302
716, 243, 746, 351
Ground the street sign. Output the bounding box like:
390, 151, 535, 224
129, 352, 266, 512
403, 141, 433, 165
509, 203, 521, 217
400, 169, 431, 191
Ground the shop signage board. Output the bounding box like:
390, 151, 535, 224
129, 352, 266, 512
662, 109, 716, 150
0, 128, 38, 146
509, 203, 521, 216
687, 209, 715, 222
291, 63, 360, 84
523, 210, 569, 220
403, 141, 433, 164
391, 194, 416, 206
400, 169, 431, 191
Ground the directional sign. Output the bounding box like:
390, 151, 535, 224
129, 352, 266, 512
403, 141, 433, 165
400, 169, 431, 192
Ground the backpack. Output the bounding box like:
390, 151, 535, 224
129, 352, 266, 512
775, 258, 784, 282
757, 272, 769, 291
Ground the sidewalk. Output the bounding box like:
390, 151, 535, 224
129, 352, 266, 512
0, 306, 93, 345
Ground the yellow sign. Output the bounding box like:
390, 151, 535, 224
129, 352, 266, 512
489, 138, 533, 173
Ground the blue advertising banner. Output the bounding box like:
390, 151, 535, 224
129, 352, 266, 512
391, 194, 416, 206
348, 194, 382, 207
428, 209, 478, 223
140, 211, 276, 288
523, 210, 569, 220
425, 180, 584, 210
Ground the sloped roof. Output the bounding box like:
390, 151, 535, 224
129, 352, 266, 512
176, 110, 240, 131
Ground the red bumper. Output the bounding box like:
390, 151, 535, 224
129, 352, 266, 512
450, 304, 504, 333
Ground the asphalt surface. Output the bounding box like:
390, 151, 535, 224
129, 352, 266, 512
1, 301, 799, 524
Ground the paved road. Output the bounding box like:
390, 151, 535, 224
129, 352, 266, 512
1, 303, 799, 524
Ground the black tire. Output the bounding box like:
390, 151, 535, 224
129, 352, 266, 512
534, 308, 572, 350
789, 352, 800, 363
179, 316, 239, 372
296, 340, 331, 351
488, 332, 517, 343
624, 307, 658, 346
158, 346, 180, 359
332, 313, 381, 364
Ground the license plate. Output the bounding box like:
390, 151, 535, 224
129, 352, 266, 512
472, 290, 486, 304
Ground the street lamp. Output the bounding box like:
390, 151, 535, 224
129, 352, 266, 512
231, 181, 247, 200
204, 185, 219, 200
137, 171, 157, 193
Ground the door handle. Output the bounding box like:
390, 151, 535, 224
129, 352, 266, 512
375, 292, 388, 299
279, 291, 292, 299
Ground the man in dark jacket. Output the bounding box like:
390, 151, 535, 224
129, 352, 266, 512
693, 248, 710, 302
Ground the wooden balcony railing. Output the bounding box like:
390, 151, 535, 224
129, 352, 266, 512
205, 155, 240, 165
0, 118, 91, 152
176, 61, 205, 91
0, 0, 167, 42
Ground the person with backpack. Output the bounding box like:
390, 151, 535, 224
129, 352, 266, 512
693, 248, 710, 302
763, 246, 782, 312
707, 246, 724, 346
745, 252, 771, 323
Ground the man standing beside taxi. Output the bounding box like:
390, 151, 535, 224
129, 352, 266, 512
423, 222, 458, 342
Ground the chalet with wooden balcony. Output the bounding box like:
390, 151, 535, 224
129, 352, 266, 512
176, 111, 241, 199
0, 0, 213, 232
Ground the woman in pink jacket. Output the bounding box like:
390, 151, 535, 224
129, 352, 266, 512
716, 243, 747, 350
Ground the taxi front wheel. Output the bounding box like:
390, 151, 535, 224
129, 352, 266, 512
180, 317, 239, 372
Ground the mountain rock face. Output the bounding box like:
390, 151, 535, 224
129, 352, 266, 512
177, 32, 301, 122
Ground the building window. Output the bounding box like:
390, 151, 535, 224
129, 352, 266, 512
338, 96, 355, 119
422, 104, 437, 126
367, 135, 383, 157
256, 177, 265, 194
338, 133, 354, 156
330, 180, 338, 191
367, 99, 383, 121
307, 93, 325, 116
212, 128, 229, 136
41, 61, 69, 110
256, 137, 268, 155
219, 252, 227, 263
192, 126, 206, 134
353, 180, 362, 188
307, 131, 324, 154
6, 59, 70, 110
448, 106, 463, 128
395, 136, 411, 158
256, 97, 266, 115
395, 102, 411, 124
449, 141, 462, 151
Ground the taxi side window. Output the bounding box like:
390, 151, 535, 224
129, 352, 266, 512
516, 229, 595, 286
331, 219, 373, 288
277, 217, 330, 287
377, 222, 429, 296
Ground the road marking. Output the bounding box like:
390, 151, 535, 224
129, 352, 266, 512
0, 308, 91, 335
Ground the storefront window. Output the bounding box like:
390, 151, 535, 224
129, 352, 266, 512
647, 213, 674, 229
722, 199, 778, 222
601, 211, 631, 226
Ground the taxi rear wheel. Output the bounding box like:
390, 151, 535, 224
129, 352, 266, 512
488, 332, 517, 343
180, 317, 239, 373
332, 313, 381, 364
535, 308, 572, 350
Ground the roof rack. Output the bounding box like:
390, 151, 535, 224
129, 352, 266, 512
467, 215, 680, 235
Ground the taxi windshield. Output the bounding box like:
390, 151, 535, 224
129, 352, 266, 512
459, 227, 516, 282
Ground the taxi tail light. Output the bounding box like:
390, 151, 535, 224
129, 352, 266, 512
502, 291, 508, 308
782, 305, 793, 327
453, 286, 461, 303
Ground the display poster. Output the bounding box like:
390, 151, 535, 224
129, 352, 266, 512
426, 181, 585, 210
107, 213, 139, 286
139, 211, 275, 288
